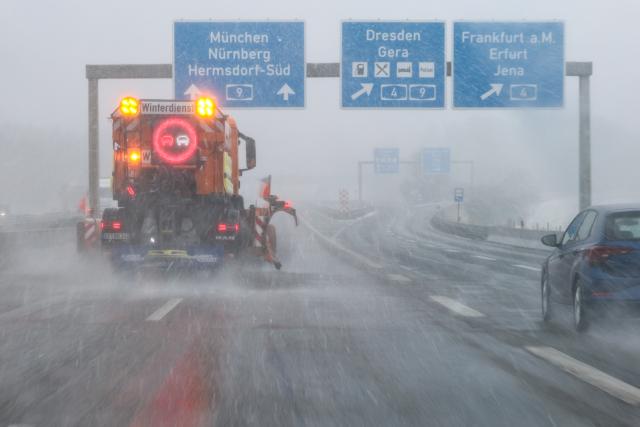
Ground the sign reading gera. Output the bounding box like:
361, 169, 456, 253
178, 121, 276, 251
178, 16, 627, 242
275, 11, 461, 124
342, 21, 445, 108
174, 21, 305, 108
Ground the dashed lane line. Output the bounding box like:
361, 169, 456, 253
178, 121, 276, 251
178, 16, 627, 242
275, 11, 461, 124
429, 296, 485, 318
387, 274, 412, 283
445, 249, 460, 253
146, 298, 182, 322
513, 264, 540, 272
473, 255, 497, 261
526, 346, 640, 406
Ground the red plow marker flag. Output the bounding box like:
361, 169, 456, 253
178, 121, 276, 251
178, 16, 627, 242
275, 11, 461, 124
260, 175, 271, 200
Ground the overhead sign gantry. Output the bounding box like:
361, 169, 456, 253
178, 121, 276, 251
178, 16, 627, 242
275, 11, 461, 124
86, 19, 591, 215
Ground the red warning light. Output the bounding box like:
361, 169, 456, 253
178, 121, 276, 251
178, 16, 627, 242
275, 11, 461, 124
152, 117, 198, 164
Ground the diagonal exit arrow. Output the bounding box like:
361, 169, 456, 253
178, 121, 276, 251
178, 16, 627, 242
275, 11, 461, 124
480, 83, 504, 101
351, 83, 374, 100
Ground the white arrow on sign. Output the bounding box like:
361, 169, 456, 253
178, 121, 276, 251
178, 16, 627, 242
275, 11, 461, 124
184, 84, 201, 100
480, 83, 504, 101
277, 83, 295, 101
351, 83, 374, 101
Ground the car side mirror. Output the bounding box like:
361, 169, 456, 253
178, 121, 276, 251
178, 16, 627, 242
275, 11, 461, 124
238, 134, 256, 175
541, 233, 560, 247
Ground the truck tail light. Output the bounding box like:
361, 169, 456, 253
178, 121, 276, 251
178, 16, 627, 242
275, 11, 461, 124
101, 220, 123, 232
217, 223, 239, 233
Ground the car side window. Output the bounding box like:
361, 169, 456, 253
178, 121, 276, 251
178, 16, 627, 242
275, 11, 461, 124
576, 211, 597, 241
561, 212, 586, 246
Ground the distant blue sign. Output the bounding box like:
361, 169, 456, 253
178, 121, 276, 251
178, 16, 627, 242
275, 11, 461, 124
174, 22, 305, 108
454, 22, 564, 108
422, 148, 450, 174
454, 188, 464, 203
342, 22, 445, 108
374, 148, 400, 174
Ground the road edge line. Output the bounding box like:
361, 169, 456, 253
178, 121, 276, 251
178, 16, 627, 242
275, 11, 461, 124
525, 346, 640, 406
299, 215, 383, 271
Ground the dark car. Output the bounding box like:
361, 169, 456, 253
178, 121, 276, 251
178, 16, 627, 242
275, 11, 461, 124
541, 204, 640, 332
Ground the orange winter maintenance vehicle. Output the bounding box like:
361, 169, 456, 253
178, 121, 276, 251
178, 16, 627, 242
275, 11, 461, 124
86, 96, 296, 270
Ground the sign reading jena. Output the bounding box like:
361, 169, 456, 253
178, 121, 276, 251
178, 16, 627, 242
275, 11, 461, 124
140, 100, 195, 115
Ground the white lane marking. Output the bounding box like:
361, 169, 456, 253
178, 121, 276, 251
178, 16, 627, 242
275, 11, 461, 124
526, 346, 640, 406
430, 296, 485, 318
513, 264, 540, 272
445, 249, 460, 253
146, 298, 182, 322
473, 255, 496, 261
387, 274, 412, 283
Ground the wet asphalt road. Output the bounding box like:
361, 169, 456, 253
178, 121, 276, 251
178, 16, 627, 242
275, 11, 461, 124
1, 207, 640, 426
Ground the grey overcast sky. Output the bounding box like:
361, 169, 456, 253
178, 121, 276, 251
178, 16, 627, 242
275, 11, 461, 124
0, 0, 638, 212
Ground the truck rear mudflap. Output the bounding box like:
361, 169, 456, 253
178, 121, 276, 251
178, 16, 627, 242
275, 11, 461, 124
109, 244, 224, 270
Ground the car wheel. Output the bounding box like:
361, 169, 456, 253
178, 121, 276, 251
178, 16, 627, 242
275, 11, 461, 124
541, 274, 552, 322
573, 282, 589, 332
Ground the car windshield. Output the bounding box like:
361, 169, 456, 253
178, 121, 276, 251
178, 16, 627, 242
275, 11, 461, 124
605, 211, 640, 240
3, 1, 640, 426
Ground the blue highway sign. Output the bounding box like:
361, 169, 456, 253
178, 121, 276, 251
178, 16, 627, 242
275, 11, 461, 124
422, 148, 450, 174
174, 21, 304, 108
454, 22, 564, 108
454, 188, 464, 203
342, 22, 445, 108
374, 148, 400, 174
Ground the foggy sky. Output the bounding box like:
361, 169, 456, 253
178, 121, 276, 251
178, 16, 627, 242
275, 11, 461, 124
0, 0, 638, 213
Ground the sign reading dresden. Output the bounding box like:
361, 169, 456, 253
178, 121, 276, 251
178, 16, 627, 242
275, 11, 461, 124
342, 22, 445, 108
173, 21, 305, 108
453, 22, 564, 108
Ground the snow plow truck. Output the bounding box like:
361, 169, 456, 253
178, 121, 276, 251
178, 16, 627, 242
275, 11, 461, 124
78, 96, 297, 270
